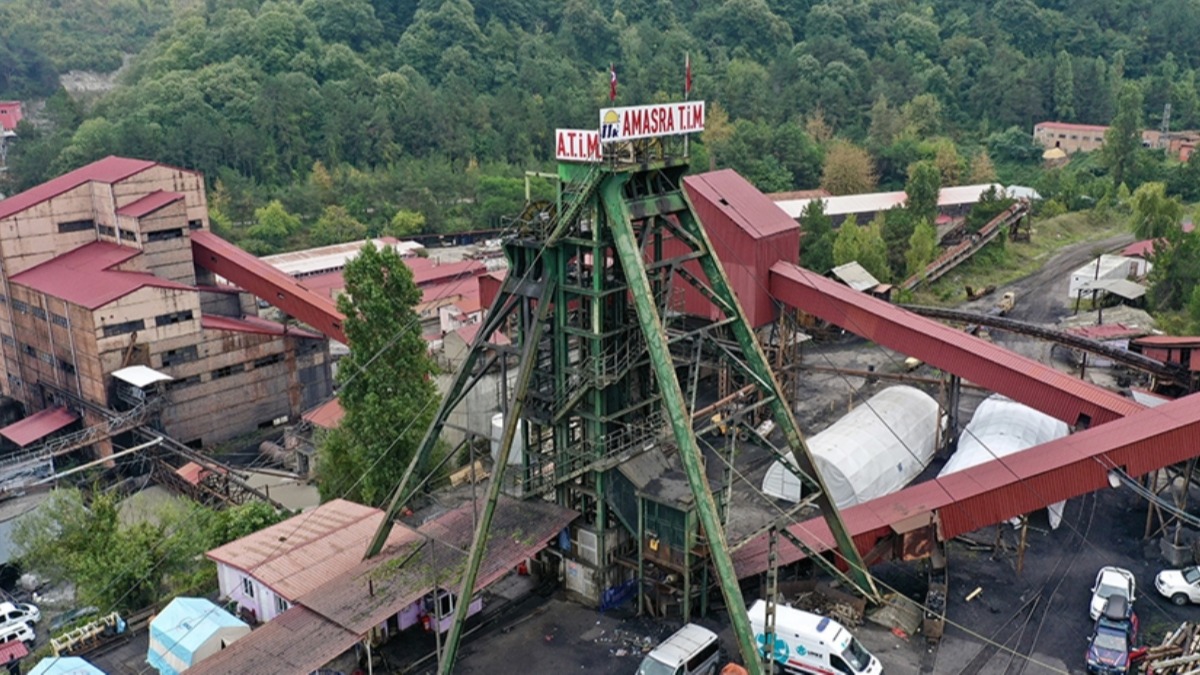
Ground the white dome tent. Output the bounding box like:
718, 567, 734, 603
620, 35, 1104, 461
939, 394, 1071, 528
762, 386, 944, 509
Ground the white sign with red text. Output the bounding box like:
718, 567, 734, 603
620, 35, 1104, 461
598, 101, 705, 143
555, 129, 602, 163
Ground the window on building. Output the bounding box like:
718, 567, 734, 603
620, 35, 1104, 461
188, 219, 203, 230
38, 351, 52, 364
102, 319, 144, 337
6, 375, 19, 391
58, 359, 75, 375
20, 343, 35, 357
253, 354, 285, 369
31, 306, 46, 320
57, 219, 95, 233
0, 294, 7, 304
10, 300, 28, 314
160, 345, 199, 367
274, 595, 289, 614
0, 334, 12, 347
97, 225, 116, 237
119, 228, 137, 242
166, 375, 200, 391
146, 228, 185, 242
154, 310, 194, 327
212, 364, 241, 379
50, 313, 68, 328
242, 577, 255, 598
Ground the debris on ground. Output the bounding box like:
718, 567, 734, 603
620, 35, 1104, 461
1142, 622, 1200, 674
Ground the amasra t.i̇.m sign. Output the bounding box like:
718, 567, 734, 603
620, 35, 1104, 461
599, 101, 706, 143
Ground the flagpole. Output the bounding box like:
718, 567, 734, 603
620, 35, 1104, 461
684, 52, 690, 159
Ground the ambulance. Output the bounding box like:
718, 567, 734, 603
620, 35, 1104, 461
747, 600, 882, 675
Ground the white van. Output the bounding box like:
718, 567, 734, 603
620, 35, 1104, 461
637, 623, 721, 675
747, 600, 882, 675
0, 620, 34, 648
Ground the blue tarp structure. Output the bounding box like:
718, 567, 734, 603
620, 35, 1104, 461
29, 657, 106, 675
146, 597, 249, 675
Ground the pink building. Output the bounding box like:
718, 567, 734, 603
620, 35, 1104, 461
0, 102, 22, 133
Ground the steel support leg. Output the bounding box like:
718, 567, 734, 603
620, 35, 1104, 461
603, 178, 764, 675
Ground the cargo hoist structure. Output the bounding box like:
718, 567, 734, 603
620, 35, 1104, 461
364, 140, 876, 674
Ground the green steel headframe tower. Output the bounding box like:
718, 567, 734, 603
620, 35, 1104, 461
366, 141, 876, 674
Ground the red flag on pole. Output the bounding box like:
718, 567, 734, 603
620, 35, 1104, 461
609, 64, 618, 102
685, 53, 692, 96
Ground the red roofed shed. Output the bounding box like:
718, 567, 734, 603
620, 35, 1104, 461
0, 407, 79, 447
0, 102, 22, 132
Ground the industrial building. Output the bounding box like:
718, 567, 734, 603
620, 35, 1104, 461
0, 156, 332, 456
771, 183, 1003, 225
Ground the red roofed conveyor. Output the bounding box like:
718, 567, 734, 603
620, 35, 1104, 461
190, 231, 347, 344
730, 262, 1190, 578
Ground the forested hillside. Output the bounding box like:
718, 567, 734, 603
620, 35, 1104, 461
4, 0, 1200, 254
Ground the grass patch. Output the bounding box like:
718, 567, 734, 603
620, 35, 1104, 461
910, 210, 1130, 306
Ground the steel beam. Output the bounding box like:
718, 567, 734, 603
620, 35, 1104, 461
603, 176, 764, 674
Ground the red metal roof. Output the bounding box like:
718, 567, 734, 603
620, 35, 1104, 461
1035, 121, 1110, 133
10, 241, 191, 309
684, 169, 798, 239
201, 314, 324, 340
0, 156, 157, 221
0, 638, 28, 663
1121, 240, 1157, 258
405, 257, 487, 286
191, 231, 347, 344
452, 322, 510, 346
206, 498, 420, 602
115, 190, 184, 218
175, 461, 226, 485
0, 102, 23, 133
769, 261, 1144, 427
1064, 323, 1146, 340
191, 498, 578, 674
183, 605, 359, 675
0, 406, 78, 447
1133, 335, 1200, 347
735, 391, 1200, 577
302, 398, 344, 430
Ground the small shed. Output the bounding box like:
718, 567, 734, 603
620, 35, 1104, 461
30, 656, 106, 675
147, 597, 249, 675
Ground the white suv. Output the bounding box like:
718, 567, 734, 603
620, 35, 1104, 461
0, 602, 39, 628
1156, 566, 1200, 605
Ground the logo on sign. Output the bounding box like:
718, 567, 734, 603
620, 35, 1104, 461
601, 111, 621, 141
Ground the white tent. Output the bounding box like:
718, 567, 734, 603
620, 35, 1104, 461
940, 394, 1071, 528
763, 386, 943, 508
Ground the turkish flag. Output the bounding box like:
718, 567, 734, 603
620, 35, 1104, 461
609, 64, 617, 102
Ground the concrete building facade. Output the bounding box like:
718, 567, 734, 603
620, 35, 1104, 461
0, 156, 332, 452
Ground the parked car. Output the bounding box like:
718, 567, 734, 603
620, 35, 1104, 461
0, 601, 39, 628
1086, 596, 1139, 674
1091, 566, 1136, 621
1155, 566, 1200, 606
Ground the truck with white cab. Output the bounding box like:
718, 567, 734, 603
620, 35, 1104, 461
748, 600, 882, 675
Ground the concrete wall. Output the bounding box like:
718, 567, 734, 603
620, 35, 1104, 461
1034, 125, 1107, 154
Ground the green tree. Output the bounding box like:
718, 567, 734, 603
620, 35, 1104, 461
1129, 182, 1183, 240
1149, 228, 1200, 311
969, 151, 998, 184
905, 161, 941, 225
1053, 50, 1076, 121
311, 205, 368, 246
249, 200, 302, 248
1103, 83, 1145, 188
859, 215, 891, 283
387, 209, 427, 237
832, 215, 862, 268
317, 243, 438, 506
905, 219, 939, 279
799, 199, 834, 273
933, 141, 962, 186
820, 141, 877, 196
